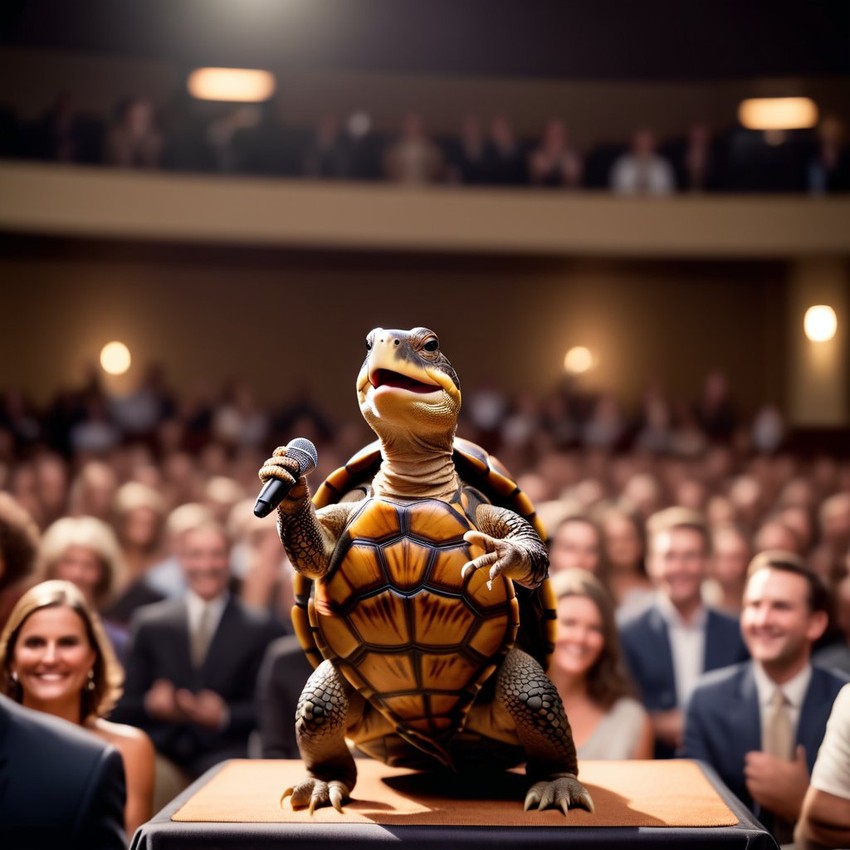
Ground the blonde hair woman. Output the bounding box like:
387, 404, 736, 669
0, 580, 155, 836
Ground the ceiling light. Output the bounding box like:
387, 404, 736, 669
187, 68, 276, 103
738, 97, 818, 131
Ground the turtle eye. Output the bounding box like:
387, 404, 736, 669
423, 337, 439, 353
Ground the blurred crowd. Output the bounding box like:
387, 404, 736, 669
2, 91, 850, 193
1, 361, 850, 845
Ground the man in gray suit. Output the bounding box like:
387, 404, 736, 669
683, 551, 848, 844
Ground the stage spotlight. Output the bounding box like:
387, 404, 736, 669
738, 97, 818, 131
804, 305, 837, 343
187, 68, 277, 102
100, 341, 132, 375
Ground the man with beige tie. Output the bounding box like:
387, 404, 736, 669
682, 551, 848, 847
113, 519, 286, 788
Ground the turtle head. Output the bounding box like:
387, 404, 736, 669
357, 327, 461, 442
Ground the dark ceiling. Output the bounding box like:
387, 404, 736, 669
2, 0, 849, 81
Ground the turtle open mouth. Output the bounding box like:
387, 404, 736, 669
370, 369, 439, 394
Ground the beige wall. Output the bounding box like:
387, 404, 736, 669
0, 242, 790, 424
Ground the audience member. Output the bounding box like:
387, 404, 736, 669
610, 129, 675, 195
0, 493, 39, 629
682, 551, 847, 844
528, 119, 582, 188
548, 514, 604, 576
302, 113, 351, 179
598, 506, 654, 612
0, 580, 154, 836
814, 574, 850, 676
256, 633, 316, 758
795, 683, 850, 850
753, 517, 803, 556
0, 692, 127, 849
619, 507, 748, 757
807, 115, 850, 195
384, 112, 444, 184
104, 96, 162, 169
484, 114, 528, 185
704, 523, 751, 615
446, 114, 488, 185
35, 515, 132, 659
112, 520, 286, 788
667, 121, 724, 192
549, 569, 653, 758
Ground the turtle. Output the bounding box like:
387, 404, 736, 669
258, 326, 593, 816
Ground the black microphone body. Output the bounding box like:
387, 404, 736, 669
254, 438, 319, 518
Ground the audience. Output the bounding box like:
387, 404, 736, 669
549, 569, 654, 759
0, 579, 154, 836
683, 551, 847, 845
0, 358, 849, 835
619, 507, 749, 757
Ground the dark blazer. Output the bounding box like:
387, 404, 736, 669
682, 661, 849, 829
256, 634, 316, 758
112, 595, 286, 777
618, 602, 749, 757
0, 694, 126, 850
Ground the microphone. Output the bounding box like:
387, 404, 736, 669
253, 437, 319, 518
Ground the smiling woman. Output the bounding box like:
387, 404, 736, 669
0, 580, 156, 837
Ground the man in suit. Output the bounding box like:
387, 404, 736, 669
0, 693, 127, 849
256, 633, 316, 758
683, 551, 848, 844
113, 519, 286, 779
619, 507, 748, 757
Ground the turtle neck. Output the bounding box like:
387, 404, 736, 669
372, 431, 460, 502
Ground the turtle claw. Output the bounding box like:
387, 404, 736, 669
281, 778, 351, 814
523, 775, 594, 816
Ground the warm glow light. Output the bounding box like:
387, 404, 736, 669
738, 97, 818, 131
564, 346, 594, 374
187, 68, 276, 102
804, 305, 837, 343
100, 341, 132, 375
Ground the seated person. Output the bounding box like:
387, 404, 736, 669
0, 579, 153, 836
795, 683, 850, 850
112, 519, 286, 782
682, 551, 848, 845
549, 569, 653, 759
619, 507, 748, 757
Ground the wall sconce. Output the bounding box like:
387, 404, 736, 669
564, 346, 594, 374
804, 305, 837, 342
100, 341, 132, 375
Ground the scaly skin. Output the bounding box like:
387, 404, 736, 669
258, 327, 592, 816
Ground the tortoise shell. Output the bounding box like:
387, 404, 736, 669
292, 437, 557, 687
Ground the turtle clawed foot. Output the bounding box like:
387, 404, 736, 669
523, 775, 594, 816
282, 778, 351, 814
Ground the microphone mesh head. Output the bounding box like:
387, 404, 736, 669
286, 437, 318, 474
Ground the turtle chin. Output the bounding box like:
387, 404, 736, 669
361, 386, 459, 441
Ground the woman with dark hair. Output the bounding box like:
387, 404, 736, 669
598, 506, 654, 611
0, 580, 155, 836
549, 569, 654, 759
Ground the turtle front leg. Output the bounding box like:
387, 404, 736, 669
496, 648, 594, 816
258, 447, 352, 579
462, 504, 549, 589
283, 660, 359, 813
